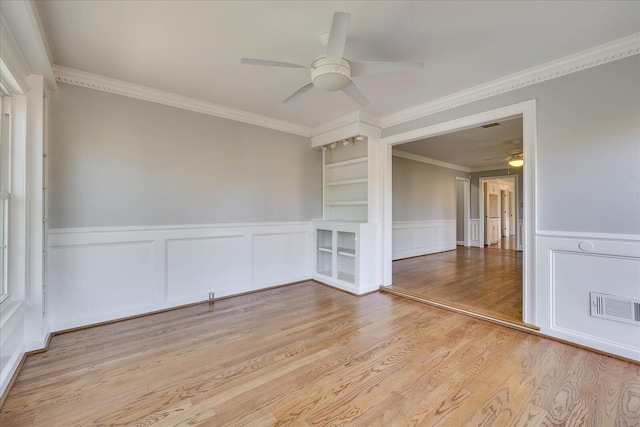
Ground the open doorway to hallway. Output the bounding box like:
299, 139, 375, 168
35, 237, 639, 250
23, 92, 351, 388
386, 115, 529, 328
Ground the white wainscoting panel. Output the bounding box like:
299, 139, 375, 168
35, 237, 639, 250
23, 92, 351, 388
253, 232, 309, 287
49, 241, 156, 329
536, 233, 640, 361
517, 220, 524, 251
166, 236, 246, 303
392, 220, 456, 260
470, 219, 481, 247
48, 222, 312, 331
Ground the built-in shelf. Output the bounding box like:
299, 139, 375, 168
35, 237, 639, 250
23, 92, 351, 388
318, 246, 332, 253
324, 156, 368, 169
325, 178, 368, 187
337, 247, 355, 257
325, 201, 367, 206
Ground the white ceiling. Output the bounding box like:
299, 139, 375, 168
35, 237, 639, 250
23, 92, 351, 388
395, 117, 523, 170
35, 1, 639, 129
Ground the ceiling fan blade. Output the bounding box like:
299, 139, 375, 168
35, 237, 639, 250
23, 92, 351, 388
350, 61, 425, 77
283, 82, 314, 104
341, 81, 369, 106
326, 12, 350, 64
240, 58, 308, 69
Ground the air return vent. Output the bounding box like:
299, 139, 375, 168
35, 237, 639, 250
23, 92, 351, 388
590, 292, 640, 325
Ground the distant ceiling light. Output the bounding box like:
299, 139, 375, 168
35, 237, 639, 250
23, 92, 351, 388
508, 153, 524, 167
481, 123, 500, 129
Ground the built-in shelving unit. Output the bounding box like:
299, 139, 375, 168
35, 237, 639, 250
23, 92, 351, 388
312, 132, 380, 295
312, 220, 376, 294
323, 140, 368, 222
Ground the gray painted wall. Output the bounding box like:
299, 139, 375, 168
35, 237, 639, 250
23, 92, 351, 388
48, 84, 322, 228
384, 56, 640, 235
393, 156, 467, 221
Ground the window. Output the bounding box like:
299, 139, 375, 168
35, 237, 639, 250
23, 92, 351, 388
0, 93, 11, 303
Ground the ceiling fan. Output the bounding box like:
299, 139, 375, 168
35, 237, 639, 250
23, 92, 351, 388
484, 139, 524, 167
240, 12, 425, 106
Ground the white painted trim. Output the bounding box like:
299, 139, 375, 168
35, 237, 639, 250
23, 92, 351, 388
49, 221, 312, 236
48, 221, 314, 331
392, 149, 471, 172
380, 33, 640, 128
52, 65, 312, 137
456, 176, 471, 247
310, 110, 381, 147
382, 100, 537, 326
469, 219, 481, 247
536, 230, 640, 242
312, 110, 381, 139
479, 174, 520, 251
0, 14, 30, 94
0, 1, 57, 92
392, 220, 457, 260
536, 235, 640, 360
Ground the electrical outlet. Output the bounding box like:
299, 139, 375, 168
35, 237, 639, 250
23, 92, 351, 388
208, 292, 215, 301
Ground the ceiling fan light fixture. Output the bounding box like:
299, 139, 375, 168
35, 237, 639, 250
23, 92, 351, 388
311, 57, 351, 91
508, 153, 524, 167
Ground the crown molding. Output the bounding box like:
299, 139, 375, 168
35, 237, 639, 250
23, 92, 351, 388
380, 33, 640, 129
312, 110, 381, 137
0, 14, 30, 94
52, 65, 312, 137
1, 1, 57, 92
392, 149, 471, 173
310, 110, 382, 146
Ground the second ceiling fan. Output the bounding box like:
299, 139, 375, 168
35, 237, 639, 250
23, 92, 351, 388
241, 12, 424, 106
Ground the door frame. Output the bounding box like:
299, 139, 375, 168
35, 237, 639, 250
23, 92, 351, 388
455, 176, 470, 247
381, 99, 537, 325
479, 175, 518, 249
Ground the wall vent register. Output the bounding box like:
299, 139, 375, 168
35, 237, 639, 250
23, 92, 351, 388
590, 292, 640, 326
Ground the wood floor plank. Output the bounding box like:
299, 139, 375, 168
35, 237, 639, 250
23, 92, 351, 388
390, 244, 523, 325
1, 282, 638, 426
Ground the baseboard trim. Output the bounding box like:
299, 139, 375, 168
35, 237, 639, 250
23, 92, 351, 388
312, 279, 379, 297
0, 353, 27, 409
53, 279, 310, 336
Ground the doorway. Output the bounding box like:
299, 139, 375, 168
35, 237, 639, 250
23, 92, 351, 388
480, 175, 519, 251
381, 100, 537, 327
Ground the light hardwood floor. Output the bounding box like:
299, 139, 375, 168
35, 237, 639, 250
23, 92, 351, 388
2, 282, 639, 426
390, 245, 523, 325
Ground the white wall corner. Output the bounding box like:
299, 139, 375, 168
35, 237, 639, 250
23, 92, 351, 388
52, 65, 312, 138
380, 33, 640, 128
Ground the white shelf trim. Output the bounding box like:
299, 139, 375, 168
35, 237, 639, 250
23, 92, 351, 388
337, 247, 356, 257
325, 178, 368, 186
325, 201, 368, 206
325, 156, 368, 169
317, 247, 332, 253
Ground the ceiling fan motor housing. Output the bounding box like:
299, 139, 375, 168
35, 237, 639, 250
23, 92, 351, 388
311, 57, 351, 91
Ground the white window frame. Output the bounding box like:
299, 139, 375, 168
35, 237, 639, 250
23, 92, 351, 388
0, 91, 11, 304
